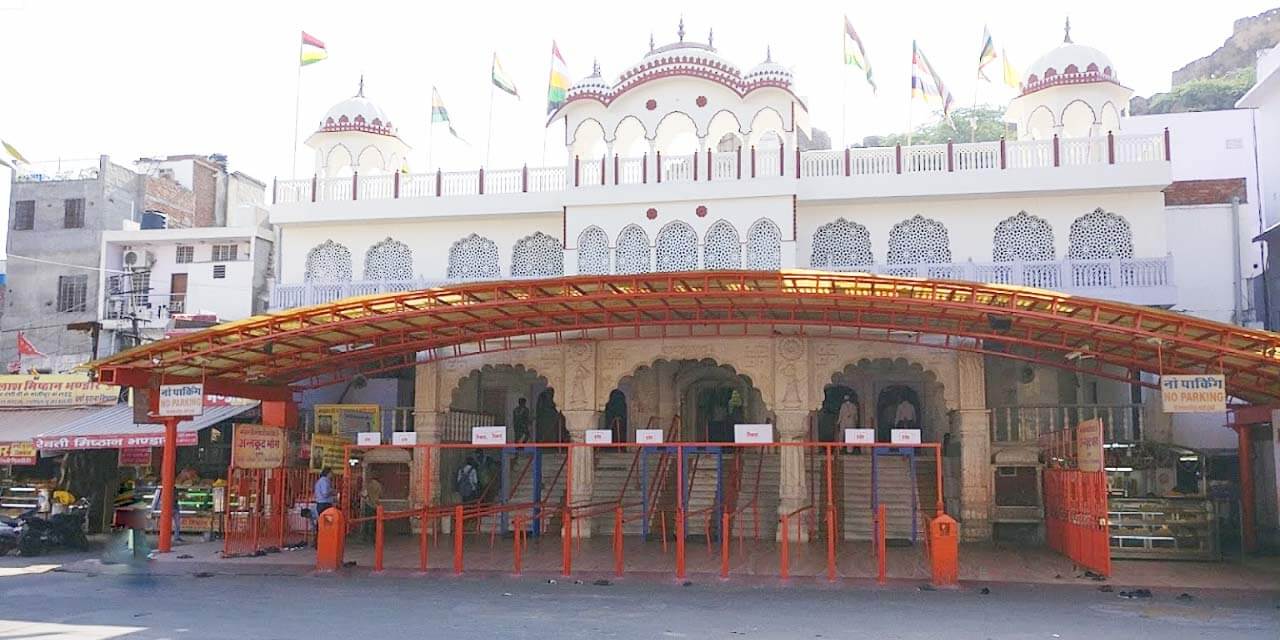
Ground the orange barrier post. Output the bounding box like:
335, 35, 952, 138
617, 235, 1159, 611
720, 511, 730, 579
453, 505, 464, 575
374, 505, 385, 572
513, 516, 524, 575
928, 513, 959, 588
613, 506, 624, 577
676, 510, 686, 579
875, 504, 887, 585
779, 514, 790, 579
826, 505, 836, 582
315, 507, 346, 572
562, 507, 572, 577
660, 512, 668, 554
419, 509, 429, 572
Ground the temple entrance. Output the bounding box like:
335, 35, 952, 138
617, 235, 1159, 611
816, 385, 861, 442
449, 364, 564, 442
612, 358, 768, 442
876, 385, 922, 443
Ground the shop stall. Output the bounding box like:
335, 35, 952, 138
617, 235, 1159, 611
1105, 442, 1220, 561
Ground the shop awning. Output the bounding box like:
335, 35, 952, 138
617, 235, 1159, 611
0, 402, 258, 450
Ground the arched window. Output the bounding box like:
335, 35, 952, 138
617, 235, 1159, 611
702, 220, 741, 270
447, 234, 500, 279
363, 238, 413, 281
656, 221, 698, 271
577, 226, 609, 275
810, 218, 873, 269
615, 225, 651, 274
887, 215, 951, 265
1067, 208, 1133, 260
511, 232, 563, 277
992, 212, 1055, 262
305, 240, 352, 281
746, 219, 781, 270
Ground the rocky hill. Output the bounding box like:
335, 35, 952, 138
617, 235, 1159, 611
1172, 7, 1280, 85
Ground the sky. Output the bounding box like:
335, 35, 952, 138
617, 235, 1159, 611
0, 0, 1276, 259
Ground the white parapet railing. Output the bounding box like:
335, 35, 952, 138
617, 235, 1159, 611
272, 132, 1170, 204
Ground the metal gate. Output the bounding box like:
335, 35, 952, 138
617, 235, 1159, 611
1040, 421, 1111, 576
224, 467, 317, 556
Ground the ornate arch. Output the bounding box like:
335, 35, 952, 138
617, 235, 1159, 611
702, 220, 741, 269
511, 232, 564, 277
447, 234, 500, 279
810, 218, 873, 269
993, 211, 1055, 262
746, 218, 782, 270
655, 221, 698, 271
363, 237, 413, 281
1067, 208, 1133, 260
887, 215, 951, 265
305, 240, 352, 281
615, 225, 651, 274
577, 226, 610, 275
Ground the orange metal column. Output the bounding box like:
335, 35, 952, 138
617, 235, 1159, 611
1236, 425, 1258, 553
157, 416, 179, 553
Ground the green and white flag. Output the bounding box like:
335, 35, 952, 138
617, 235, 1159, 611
492, 53, 519, 98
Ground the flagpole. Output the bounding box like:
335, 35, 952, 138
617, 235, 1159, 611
486, 53, 497, 167
842, 70, 849, 151
427, 102, 435, 173
291, 36, 304, 179
906, 44, 914, 148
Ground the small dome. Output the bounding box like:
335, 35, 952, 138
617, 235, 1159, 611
317, 78, 398, 137
568, 61, 610, 95
1021, 22, 1119, 95
744, 49, 792, 85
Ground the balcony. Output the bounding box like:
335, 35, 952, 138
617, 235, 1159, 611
272, 132, 1170, 205
990, 404, 1146, 445
103, 293, 186, 327
268, 254, 1175, 311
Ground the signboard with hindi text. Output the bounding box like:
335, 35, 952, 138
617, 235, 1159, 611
733, 424, 773, 444
0, 374, 118, 407
118, 447, 152, 467
0, 442, 37, 465
158, 383, 204, 417
392, 431, 417, 446
36, 431, 198, 451
585, 429, 613, 444
1160, 374, 1226, 413
1076, 419, 1104, 472
232, 424, 287, 469
309, 433, 348, 474
636, 429, 664, 444
844, 429, 875, 445
890, 429, 921, 445
356, 432, 381, 446
471, 426, 507, 445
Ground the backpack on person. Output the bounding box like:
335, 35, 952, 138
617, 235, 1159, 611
454, 462, 480, 502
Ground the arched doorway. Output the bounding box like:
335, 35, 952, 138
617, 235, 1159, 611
613, 358, 768, 442
822, 358, 946, 443
449, 364, 563, 442
603, 389, 628, 443
876, 385, 922, 443
816, 385, 861, 442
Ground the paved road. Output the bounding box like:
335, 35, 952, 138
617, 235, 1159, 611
0, 562, 1275, 639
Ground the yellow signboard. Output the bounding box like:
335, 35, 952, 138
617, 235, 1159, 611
1076, 419, 1104, 473
0, 441, 37, 465
232, 424, 287, 469
309, 433, 348, 475
1160, 374, 1227, 413
0, 374, 119, 407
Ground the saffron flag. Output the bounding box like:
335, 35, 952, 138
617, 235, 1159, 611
977, 26, 997, 82
843, 16, 876, 93
492, 53, 519, 98
911, 41, 955, 123
1002, 48, 1020, 89
1, 140, 28, 165
431, 87, 463, 140
300, 31, 327, 66
546, 41, 571, 115
16, 332, 44, 358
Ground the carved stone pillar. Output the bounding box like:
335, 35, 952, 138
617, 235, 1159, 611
563, 409, 600, 537
953, 353, 991, 541
776, 410, 810, 541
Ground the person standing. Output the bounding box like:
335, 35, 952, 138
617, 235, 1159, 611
836, 395, 859, 435
312, 468, 335, 544
361, 472, 383, 542
512, 398, 532, 443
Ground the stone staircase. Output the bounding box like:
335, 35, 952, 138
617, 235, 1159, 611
591, 449, 665, 536
841, 452, 937, 541
479, 451, 567, 533
728, 450, 780, 540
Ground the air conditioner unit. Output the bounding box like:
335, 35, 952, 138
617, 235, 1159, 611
122, 250, 157, 270
123, 250, 140, 268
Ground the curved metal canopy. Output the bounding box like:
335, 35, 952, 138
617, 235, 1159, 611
91, 270, 1280, 404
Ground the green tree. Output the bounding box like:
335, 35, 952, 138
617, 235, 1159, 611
866, 105, 1010, 147
1131, 67, 1255, 115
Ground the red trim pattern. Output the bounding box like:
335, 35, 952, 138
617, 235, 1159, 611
1019, 71, 1128, 97
319, 116, 398, 137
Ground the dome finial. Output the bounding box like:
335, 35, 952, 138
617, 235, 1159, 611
766, 45, 772, 63
356, 74, 365, 98
592, 58, 600, 76
1064, 16, 1072, 43
649, 32, 655, 52
678, 15, 685, 42
708, 27, 714, 49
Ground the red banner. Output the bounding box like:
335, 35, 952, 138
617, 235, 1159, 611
35, 431, 198, 451
118, 447, 152, 466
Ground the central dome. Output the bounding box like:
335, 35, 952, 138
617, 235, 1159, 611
317, 79, 398, 137
1020, 21, 1121, 96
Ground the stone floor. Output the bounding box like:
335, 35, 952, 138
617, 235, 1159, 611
135, 532, 1280, 591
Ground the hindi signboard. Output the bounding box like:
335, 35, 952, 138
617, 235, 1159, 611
1160, 374, 1226, 413
118, 447, 152, 467
844, 429, 875, 445
733, 424, 773, 444
391, 431, 418, 446
1076, 418, 1105, 472
890, 429, 922, 445
585, 429, 613, 444
0, 442, 37, 465
0, 374, 118, 408
471, 426, 507, 445
232, 424, 286, 469
309, 433, 348, 474
635, 429, 664, 444
158, 383, 204, 417
35, 431, 198, 450
356, 432, 382, 446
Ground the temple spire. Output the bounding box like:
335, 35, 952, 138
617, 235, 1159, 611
1064, 16, 1072, 43
649, 32, 655, 52
708, 28, 714, 49
677, 16, 685, 42
356, 74, 365, 97
765, 45, 772, 63
592, 58, 600, 76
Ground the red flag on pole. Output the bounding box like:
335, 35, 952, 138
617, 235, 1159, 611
16, 332, 44, 358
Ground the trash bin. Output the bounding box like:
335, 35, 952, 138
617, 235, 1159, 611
928, 513, 959, 587
316, 506, 346, 571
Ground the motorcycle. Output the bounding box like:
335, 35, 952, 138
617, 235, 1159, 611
0, 515, 21, 556
14, 508, 89, 556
